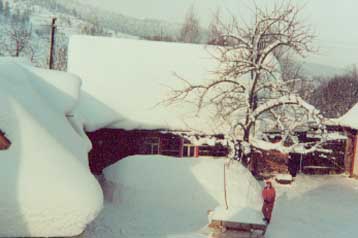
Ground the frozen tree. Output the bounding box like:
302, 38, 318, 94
52, 32, 69, 71
309, 69, 358, 118
179, 5, 201, 43
80, 18, 108, 36
3, 0, 9, 17
2, 19, 32, 57
0, 0, 4, 15
168, 1, 328, 168
274, 49, 315, 100
207, 8, 225, 45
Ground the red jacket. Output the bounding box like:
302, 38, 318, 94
262, 187, 276, 203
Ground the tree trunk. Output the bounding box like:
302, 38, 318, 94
241, 126, 258, 176
241, 128, 250, 167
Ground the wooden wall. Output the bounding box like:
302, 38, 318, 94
251, 148, 289, 177
87, 129, 229, 174
0, 131, 10, 150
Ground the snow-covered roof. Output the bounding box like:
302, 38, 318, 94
68, 35, 223, 134
334, 103, 358, 130
68, 35, 281, 135
0, 59, 102, 237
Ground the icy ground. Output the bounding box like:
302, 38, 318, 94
266, 175, 358, 238
84, 155, 263, 238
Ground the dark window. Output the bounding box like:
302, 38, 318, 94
143, 137, 160, 154
183, 145, 195, 157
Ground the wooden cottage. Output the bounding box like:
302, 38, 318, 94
67, 36, 231, 174
87, 129, 228, 173
332, 104, 358, 177
252, 124, 347, 177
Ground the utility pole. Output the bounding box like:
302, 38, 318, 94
49, 17, 57, 69
160, 26, 163, 41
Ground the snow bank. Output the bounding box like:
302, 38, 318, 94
334, 103, 358, 130
85, 155, 263, 238
25, 65, 82, 115
266, 175, 358, 238
0, 61, 103, 237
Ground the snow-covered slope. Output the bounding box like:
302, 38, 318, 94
0, 60, 103, 237
85, 155, 263, 238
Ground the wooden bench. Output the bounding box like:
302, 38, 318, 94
210, 219, 267, 236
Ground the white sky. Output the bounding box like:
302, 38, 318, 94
85, 0, 358, 68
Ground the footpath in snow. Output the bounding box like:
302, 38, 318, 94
266, 175, 358, 238
84, 155, 263, 238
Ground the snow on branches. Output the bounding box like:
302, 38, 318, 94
166, 1, 329, 160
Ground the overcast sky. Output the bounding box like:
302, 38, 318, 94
85, 0, 358, 68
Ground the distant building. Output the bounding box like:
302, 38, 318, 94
251, 125, 346, 178
332, 104, 358, 177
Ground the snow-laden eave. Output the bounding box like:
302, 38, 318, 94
328, 104, 358, 131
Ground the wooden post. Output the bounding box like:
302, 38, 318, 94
224, 163, 229, 210
49, 17, 57, 69
351, 134, 358, 177
179, 138, 184, 158
194, 146, 199, 158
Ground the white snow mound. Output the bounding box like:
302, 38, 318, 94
0, 61, 103, 237
85, 155, 263, 238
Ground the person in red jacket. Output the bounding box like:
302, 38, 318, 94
262, 180, 276, 223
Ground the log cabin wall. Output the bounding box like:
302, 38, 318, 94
349, 130, 358, 177
0, 131, 10, 150
344, 131, 355, 174
87, 129, 229, 174
331, 127, 358, 177
252, 133, 346, 177
252, 148, 289, 177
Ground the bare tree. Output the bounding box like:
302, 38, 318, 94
207, 8, 225, 45
52, 32, 69, 71
168, 1, 327, 166
3, 0, 9, 17
2, 20, 32, 57
274, 50, 315, 100
179, 5, 201, 43
309, 69, 358, 118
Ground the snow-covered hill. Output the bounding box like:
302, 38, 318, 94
0, 0, 187, 69
302, 62, 344, 79
12, 0, 181, 38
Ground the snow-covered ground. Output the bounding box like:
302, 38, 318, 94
83, 155, 358, 238
267, 175, 358, 238
84, 155, 263, 238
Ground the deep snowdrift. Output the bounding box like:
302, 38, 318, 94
85, 155, 263, 238
0, 61, 103, 237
